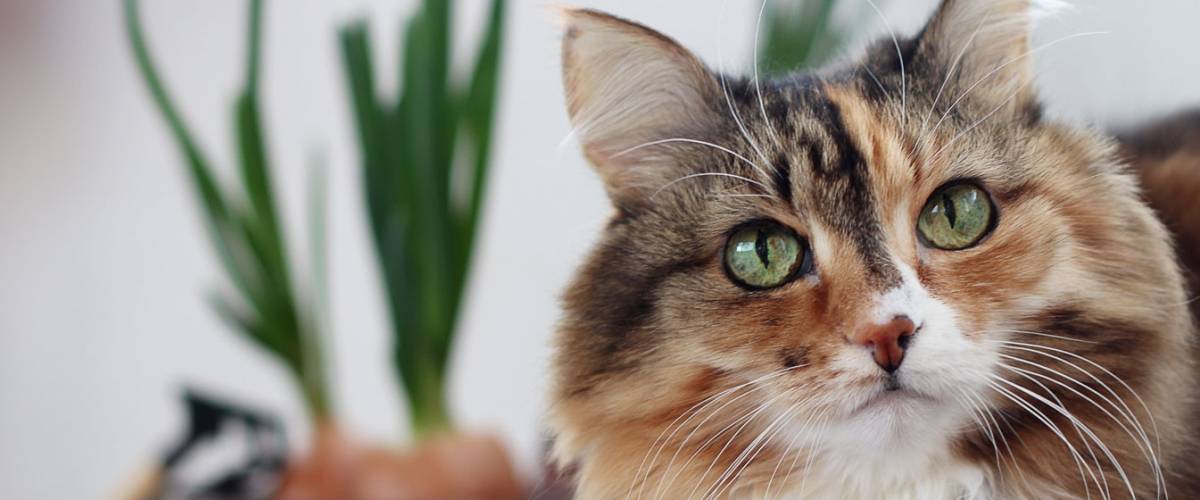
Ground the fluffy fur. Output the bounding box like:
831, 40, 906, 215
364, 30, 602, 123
550, 1, 1200, 498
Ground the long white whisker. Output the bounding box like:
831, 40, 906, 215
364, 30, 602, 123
924, 31, 1108, 144
705, 396, 806, 499
865, 0, 906, 123
613, 137, 766, 172
991, 338, 1163, 456
636, 366, 802, 499
1001, 359, 1163, 498
917, 13, 992, 148
991, 374, 1135, 499
677, 389, 793, 499
991, 339, 1166, 497
1002, 364, 1110, 499
988, 379, 1102, 498
716, 0, 773, 183
752, 0, 784, 153
765, 398, 832, 498
652, 172, 772, 200
630, 371, 773, 499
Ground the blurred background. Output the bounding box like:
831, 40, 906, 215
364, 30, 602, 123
2, 0, 1199, 498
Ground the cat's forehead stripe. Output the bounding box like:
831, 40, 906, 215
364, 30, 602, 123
800, 83, 902, 289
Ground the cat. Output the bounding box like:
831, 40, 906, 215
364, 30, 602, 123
548, 0, 1200, 498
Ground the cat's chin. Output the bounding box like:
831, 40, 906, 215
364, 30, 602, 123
815, 380, 965, 456
847, 384, 936, 417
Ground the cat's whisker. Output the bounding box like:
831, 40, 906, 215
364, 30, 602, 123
1000, 359, 1165, 498
967, 388, 1031, 492
953, 388, 1005, 481
1001, 364, 1112, 498
751, 0, 784, 154
916, 13, 993, 150
963, 390, 1017, 476
970, 328, 1099, 345
637, 367, 802, 500
864, 0, 906, 124
709, 193, 775, 201
792, 410, 840, 494
987, 379, 1105, 499
704, 396, 806, 499
924, 30, 1109, 146
764, 398, 833, 498
999, 353, 1156, 464
652, 172, 772, 201
675, 389, 793, 499
990, 373, 1136, 500
990, 340, 1166, 497
714, 0, 774, 183
630, 367, 794, 500
990, 338, 1163, 457
928, 82, 1027, 163
614, 137, 768, 174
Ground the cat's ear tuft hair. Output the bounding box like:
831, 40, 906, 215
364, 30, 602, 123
559, 7, 719, 208
915, 0, 1064, 118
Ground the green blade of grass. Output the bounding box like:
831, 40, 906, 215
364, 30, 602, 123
444, 0, 506, 370
397, 7, 454, 390
125, 0, 258, 304
129, 0, 331, 419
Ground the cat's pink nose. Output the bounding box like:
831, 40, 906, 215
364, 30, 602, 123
852, 316, 916, 373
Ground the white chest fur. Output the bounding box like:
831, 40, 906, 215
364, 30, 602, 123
769, 454, 990, 500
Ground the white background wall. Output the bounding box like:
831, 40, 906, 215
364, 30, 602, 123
1, 1, 1197, 498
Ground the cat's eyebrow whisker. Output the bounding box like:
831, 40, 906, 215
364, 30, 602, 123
713, 0, 775, 184
923, 30, 1109, 147
865, 0, 906, 124
613, 137, 765, 170
917, 12, 993, 148
751, 0, 785, 155
652, 172, 773, 200
927, 82, 1027, 163
708, 193, 774, 201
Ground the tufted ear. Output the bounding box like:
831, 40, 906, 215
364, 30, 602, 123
915, 0, 1063, 119
560, 8, 721, 208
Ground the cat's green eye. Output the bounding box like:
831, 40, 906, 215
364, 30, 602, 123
723, 222, 809, 290
917, 183, 995, 250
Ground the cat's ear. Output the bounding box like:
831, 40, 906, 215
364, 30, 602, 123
915, 0, 1060, 117
559, 8, 720, 207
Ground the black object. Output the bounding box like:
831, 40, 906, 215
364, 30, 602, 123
150, 388, 287, 500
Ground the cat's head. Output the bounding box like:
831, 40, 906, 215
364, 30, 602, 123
551, 0, 1192, 496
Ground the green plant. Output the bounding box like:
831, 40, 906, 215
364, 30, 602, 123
339, 0, 507, 438
758, 0, 875, 73
125, 0, 332, 419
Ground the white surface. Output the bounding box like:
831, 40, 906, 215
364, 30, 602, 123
0, 1, 1197, 498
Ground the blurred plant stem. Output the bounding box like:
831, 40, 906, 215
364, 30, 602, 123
125, 0, 332, 419
339, 0, 507, 440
